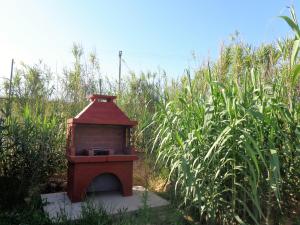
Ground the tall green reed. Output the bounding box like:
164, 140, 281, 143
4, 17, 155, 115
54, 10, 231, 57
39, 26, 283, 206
150, 8, 300, 225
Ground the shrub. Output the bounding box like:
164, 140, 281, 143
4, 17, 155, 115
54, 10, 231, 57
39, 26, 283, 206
0, 105, 65, 208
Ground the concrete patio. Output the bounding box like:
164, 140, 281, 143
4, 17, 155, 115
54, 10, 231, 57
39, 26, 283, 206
41, 186, 169, 221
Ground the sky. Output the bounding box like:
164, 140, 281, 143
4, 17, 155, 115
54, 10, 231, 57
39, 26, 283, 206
0, 0, 299, 86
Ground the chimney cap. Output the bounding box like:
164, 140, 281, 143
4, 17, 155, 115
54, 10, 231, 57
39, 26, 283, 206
89, 94, 116, 102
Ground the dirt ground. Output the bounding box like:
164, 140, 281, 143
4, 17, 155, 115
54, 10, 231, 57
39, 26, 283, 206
133, 152, 167, 192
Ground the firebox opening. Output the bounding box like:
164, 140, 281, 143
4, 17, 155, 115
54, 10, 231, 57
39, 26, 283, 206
75, 125, 128, 156
86, 173, 122, 194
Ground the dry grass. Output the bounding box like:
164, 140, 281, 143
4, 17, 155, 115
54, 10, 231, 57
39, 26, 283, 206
133, 152, 167, 193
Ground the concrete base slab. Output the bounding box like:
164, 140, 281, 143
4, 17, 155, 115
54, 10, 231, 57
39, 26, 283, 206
41, 186, 169, 221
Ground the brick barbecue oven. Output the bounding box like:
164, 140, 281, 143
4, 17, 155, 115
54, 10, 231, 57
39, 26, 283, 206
66, 94, 138, 202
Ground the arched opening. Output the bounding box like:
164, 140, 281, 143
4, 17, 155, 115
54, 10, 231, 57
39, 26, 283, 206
86, 173, 122, 195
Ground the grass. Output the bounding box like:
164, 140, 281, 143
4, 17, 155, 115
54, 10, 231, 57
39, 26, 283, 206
0, 194, 189, 225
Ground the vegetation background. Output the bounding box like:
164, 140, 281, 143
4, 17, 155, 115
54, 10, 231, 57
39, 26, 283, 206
0, 7, 300, 225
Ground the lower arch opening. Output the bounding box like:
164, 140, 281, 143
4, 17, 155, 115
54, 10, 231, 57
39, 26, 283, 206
86, 173, 122, 194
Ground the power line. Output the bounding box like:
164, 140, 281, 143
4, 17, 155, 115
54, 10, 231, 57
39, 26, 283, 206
121, 58, 133, 72
90, 48, 190, 60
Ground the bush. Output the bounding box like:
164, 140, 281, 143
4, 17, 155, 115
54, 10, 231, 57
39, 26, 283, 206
0, 105, 65, 209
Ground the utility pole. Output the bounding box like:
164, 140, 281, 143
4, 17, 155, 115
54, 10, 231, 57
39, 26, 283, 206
99, 78, 102, 94
7, 58, 14, 115
118, 50, 122, 94
8, 59, 14, 100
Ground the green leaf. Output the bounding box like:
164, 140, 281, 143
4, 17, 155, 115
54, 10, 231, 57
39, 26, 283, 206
292, 40, 300, 65
234, 215, 247, 225
175, 132, 184, 149
280, 16, 300, 39
292, 64, 300, 85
